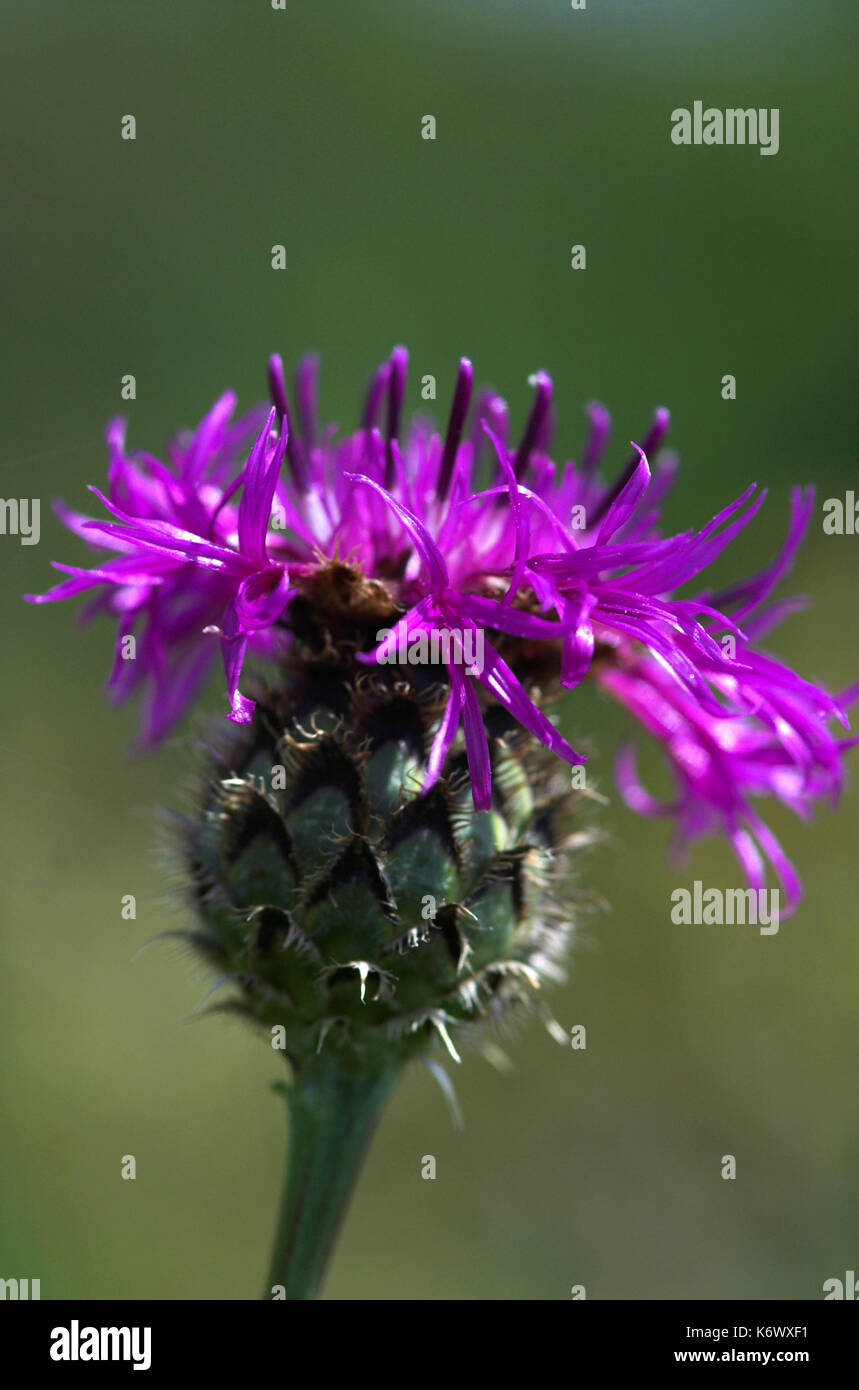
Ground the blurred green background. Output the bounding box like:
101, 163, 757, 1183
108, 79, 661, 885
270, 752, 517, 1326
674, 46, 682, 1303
2, 0, 857, 1300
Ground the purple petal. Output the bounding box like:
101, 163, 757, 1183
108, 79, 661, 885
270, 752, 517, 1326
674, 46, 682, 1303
457, 665, 493, 810
477, 642, 585, 768
423, 681, 464, 794
345, 473, 448, 590
595, 449, 651, 542
237, 409, 286, 567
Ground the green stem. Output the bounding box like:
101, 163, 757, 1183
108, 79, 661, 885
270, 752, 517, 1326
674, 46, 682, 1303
264, 1054, 400, 1300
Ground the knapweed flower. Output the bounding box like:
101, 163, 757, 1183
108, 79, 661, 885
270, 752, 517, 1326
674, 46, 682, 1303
28, 348, 853, 912
28, 346, 856, 1300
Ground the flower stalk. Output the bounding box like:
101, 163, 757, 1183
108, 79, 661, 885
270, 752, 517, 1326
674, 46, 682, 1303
266, 1055, 400, 1300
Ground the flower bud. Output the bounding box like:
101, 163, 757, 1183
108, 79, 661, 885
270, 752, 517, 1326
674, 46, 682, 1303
183, 655, 586, 1073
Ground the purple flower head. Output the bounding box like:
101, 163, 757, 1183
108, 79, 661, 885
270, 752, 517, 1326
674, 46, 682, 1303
27, 348, 855, 906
